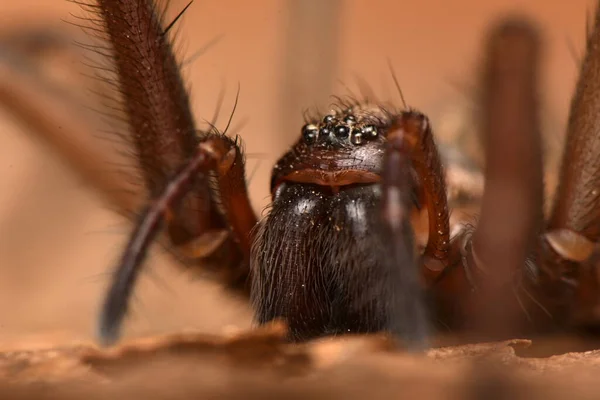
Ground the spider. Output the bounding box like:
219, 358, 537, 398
92, 0, 600, 347
0, 1, 596, 348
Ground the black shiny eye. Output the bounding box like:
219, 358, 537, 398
302, 124, 318, 143
362, 125, 378, 139
319, 126, 332, 137
343, 114, 356, 124
334, 125, 350, 138
323, 115, 337, 124
350, 129, 363, 145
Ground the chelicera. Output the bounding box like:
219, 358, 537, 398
90, 0, 600, 348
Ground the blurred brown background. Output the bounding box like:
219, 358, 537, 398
0, 0, 592, 348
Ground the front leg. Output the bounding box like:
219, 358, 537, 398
389, 110, 451, 282
431, 17, 546, 339
91, 0, 258, 344
379, 112, 438, 349
100, 134, 256, 345
94, 0, 253, 283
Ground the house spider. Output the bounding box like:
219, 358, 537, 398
0, 1, 596, 348
92, 0, 600, 347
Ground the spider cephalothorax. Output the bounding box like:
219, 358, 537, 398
271, 104, 397, 190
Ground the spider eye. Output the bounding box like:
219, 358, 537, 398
319, 126, 332, 137
323, 115, 337, 124
350, 129, 363, 145
343, 114, 356, 124
302, 124, 318, 143
334, 125, 350, 138
362, 125, 378, 139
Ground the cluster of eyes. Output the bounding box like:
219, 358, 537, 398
301, 114, 379, 146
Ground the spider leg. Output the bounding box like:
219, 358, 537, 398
0, 46, 139, 215
381, 113, 436, 349
468, 18, 544, 336
389, 109, 450, 283
99, 133, 255, 345
432, 18, 545, 338
94, 0, 249, 274
93, 0, 257, 343
543, 1, 600, 327
548, 2, 600, 246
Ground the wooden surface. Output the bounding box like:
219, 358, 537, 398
1, 323, 600, 399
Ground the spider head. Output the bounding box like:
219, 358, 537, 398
269, 103, 401, 195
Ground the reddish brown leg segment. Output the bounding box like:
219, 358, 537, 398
474, 19, 543, 275
431, 18, 545, 336
96, 0, 228, 245
99, 134, 255, 344
398, 109, 450, 281
467, 18, 544, 336
381, 112, 434, 348
213, 137, 258, 259
90, 0, 258, 346
547, 1, 600, 257
543, 1, 600, 327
